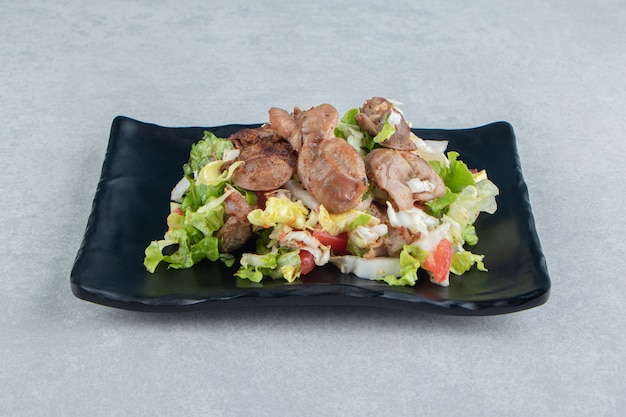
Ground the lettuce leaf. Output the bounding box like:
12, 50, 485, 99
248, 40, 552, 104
425, 188, 458, 217
372, 115, 397, 144
196, 160, 243, 187
317, 205, 378, 235
461, 224, 478, 246
247, 197, 309, 230
446, 181, 498, 230
145, 222, 222, 273
434, 151, 475, 193
426, 153, 498, 232
376, 245, 429, 286
235, 249, 301, 283
144, 239, 176, 273
450, 250, 487, 275
144, 173, 238, 272
335, 108, 375, 154
340, 107, 359, 126
189, 131, 234, 171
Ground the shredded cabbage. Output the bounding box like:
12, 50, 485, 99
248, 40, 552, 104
247, 196, 309, 230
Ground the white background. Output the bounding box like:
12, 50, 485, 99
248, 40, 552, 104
2, 1, 624, 416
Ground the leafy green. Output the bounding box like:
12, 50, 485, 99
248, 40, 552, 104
425, 188, 458, 217
340, 107, 359, 125
372, 115, 397, 144
144, 220, 223, 273
334, 108, 376, 154
461, 224, 478, 246
144, 162, 242, 272
144, 240, 175, 273
446, 181, 498, 230
430, 151, 475, 193
189, 131, 234, 172
424, 152, 484, 220
248, 197, 309, 230
235, 249, 301, 283
450, 251, 487, 275
377, 245, 429, 287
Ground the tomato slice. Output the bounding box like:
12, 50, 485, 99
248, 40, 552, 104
422, 238, 452, 284
312, 230, 349, 255
298, 250, 315, 275
255, 191, 268, 210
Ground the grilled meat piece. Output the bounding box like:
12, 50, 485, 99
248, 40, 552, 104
305, 137, 369, 214
355, 97, 415, 151
228, 127, 297, 191
270, 103, 371, 212
402, 150, 446, 202
366, 148, 445, 211
217, 191, 256, 252
269, 107, 302, 152
296, 104, 339, 191
269, 103, 338, 153
364, 202, 420, 258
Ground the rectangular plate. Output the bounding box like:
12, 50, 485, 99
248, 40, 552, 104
70, 116, 550, 315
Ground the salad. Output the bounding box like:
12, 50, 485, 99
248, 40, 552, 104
144, 98, 499, 287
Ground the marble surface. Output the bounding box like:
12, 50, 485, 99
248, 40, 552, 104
2, 0, 624, 416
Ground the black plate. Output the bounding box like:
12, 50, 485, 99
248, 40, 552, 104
70, 116, 550, 315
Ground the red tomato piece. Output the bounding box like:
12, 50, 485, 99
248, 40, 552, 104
422, 238, 452, 284
312, 230, 349, 255
299, 250, 315, 275
173, 207, 183, 215
255, 191, 268, 210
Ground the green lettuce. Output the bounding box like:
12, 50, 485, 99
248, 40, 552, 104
450, 251, 487, 275
235, 249, 301, 283
335, 108, 397, 152
446, 180, 499, 231
461, 224, 479, 246
144, 239, 176, 273
334, 108, 375, 153
372, 115, 397, 144
439, 151, 476, 193
144, 157, 244, 272
339, 107, 359, 126
425, 188, 458, 217
247, 197, 309, 230
377, 245, 429, 287
144, 229, 221, 273
426, 153, 498, 235
424, 152, 475, 218
189, 131, 234, 172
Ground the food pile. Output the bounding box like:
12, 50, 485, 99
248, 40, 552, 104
144, 98, 499, 287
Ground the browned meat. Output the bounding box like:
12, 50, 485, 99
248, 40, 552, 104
228, 127, 297, 191
365, 148, 414, 211
384, 225, 419, 257
293, 104, 339, 191
402, 150, 446, 201
270, 103, 368, 212
366, 148, 445, 211
305, 138, 369, 213
217, 191, 256, 252
355, 97, 416, 151
299, 103, 338, 144
268, 107, 301, 152
269, 104, 338, 153
296, 137, 320, 191
364, 202, 420, 257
